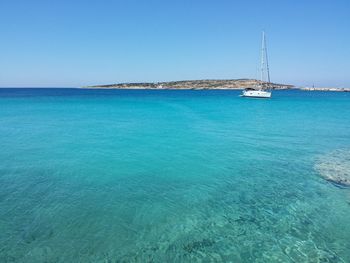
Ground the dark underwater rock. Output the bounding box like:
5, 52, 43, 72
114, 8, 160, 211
183, 238, 215, 253
315, 149, 350, 187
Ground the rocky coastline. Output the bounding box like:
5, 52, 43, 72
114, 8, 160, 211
85, 79, 293, 90
85, 79, 350, 92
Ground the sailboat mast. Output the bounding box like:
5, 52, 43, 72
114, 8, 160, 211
260, 31, 271, 89
260, 31, 265, 84
264, 32, 271, 85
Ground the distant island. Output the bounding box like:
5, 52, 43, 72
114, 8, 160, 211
85, 79, 350, 92
300, 87, 350, 92
85, 79, 293, 90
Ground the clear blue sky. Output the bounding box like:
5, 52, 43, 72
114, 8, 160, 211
0, 0, 349, 87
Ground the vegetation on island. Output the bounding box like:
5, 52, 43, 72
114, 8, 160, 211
86, 79, 293, 90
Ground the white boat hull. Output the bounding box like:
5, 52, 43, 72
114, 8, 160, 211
241, 89, 271, 98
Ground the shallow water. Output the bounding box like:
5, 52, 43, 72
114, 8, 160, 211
0, 89, 350, 262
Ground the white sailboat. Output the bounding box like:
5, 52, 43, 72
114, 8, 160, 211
241, 31, 272, 98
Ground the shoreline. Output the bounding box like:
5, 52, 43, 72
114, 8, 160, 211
299, 87, 350, 92
84, 79, 293, 90
83, 79, 349, 92
81, 86, 350, 92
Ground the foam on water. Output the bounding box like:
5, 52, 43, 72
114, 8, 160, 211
0, 89, 350, 262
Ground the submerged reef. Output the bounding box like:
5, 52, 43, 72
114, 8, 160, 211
315, 149, 350, 186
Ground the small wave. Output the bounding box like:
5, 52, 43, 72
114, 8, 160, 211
315, 149, 350, 187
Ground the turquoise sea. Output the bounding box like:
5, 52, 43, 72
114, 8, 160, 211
1, 88, 350, 262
